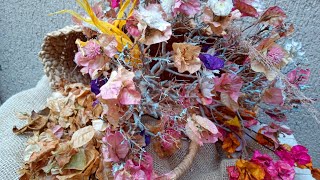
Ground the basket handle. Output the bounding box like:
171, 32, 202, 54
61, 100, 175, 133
157, 140, 199, 180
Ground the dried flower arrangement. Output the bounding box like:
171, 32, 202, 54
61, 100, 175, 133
13, 0, 320, 179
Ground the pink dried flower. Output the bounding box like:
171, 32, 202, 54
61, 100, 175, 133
115, 160, 146, 180
227, 166, 240, 180
111, 0, 120, 9
291, 145, 311, 165
114, 153, 154, 180
132, 4, 172, 45
262, 87, 284, 105
274, 160, 295, 180
175, 0, 201, 16
287, 68, 311, 87
74, 38, 116, 79
275, 145, 311, 166
267, 45, 286, 64
275, 149, 295, 166
251, 151, 277, 179
98, 66, 141, 105
161, 129, 181, 151
260, 123, 292, 148
214, 73, 243, 102
126, 16, 141, 37
102, 131, 130, 162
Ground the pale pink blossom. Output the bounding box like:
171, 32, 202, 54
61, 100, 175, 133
98, 66, 141, 105
287, 68, 311, 87
214, 73, 243, 102
114, 153, 154, 180
102, 131, 130, 162
131, 4, 172, 45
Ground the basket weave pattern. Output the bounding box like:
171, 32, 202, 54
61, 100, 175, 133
39, 26, 90, 90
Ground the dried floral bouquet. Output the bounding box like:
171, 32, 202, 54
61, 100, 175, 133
13, 0, 320, 179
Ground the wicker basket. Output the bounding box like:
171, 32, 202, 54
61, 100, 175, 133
38, 26, 199, 179
39, 26, 91, 90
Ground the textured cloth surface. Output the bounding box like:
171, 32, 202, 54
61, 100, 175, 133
0, 76, 314, 179
0, 76, 52, 179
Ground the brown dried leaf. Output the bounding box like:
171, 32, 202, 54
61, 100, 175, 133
13, 111, 49, 134
220, 92, 239, 112
71, 126, 95, 148
234, 0, 259, 18
258, 6, 286, 26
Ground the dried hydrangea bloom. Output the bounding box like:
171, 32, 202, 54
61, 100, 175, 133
284, 39, 305, 60
208, 0, 234, 17
174, 0, 201, 16
132, 4, 172, 45
172, 43, 202, 74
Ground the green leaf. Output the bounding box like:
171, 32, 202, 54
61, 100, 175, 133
64, 149, 86, 170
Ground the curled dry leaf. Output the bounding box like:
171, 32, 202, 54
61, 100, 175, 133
71, 126, 95, 148
234, 0, 259, 18
13, 110, 49, 134
220, 92, 240, 112
258, 6, 286, 26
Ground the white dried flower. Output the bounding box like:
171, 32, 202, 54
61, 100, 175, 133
207, 0, 233, 17
284, 39, 305, 60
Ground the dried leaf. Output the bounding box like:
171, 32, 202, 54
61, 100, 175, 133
222, 133, 240, 154
312, 168, 320, 180
258, 6, 286, 26
234, 0, 259, 18
262, 87, 284, 105
64, 149, 87, 170
71, 126, 95, 148
236, 159, 265, 180
13, 111, 48, 134
92, 119, 107, 131
220, 92, 239, 112
225, 116, 241, 129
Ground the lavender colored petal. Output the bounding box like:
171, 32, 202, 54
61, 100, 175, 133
199, 53, 224, 70
91, 79, 100, 95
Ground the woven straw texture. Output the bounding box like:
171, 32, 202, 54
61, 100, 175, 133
39, 26, 90, 90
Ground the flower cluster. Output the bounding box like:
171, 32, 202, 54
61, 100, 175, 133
228, 146, 317, 180
14, 0, 319, 179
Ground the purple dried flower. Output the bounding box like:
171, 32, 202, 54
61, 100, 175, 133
90, 78, 107, 95
199, 54, 224, 70
90, 79, 101, 95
